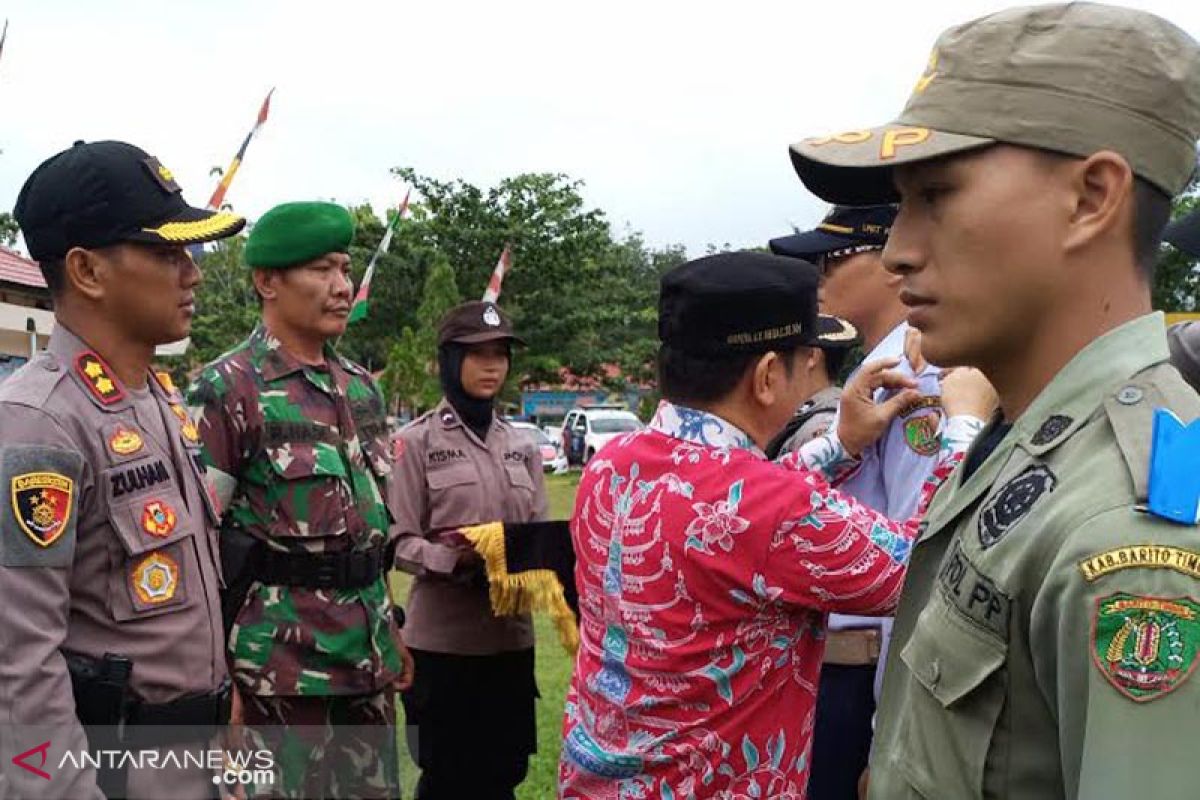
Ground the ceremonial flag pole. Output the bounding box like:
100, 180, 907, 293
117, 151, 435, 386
348, 189, 411, 324
207, 88, 274, 210
482, 244, 513, 303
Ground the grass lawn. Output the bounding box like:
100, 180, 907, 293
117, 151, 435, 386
390, 470, 581, 798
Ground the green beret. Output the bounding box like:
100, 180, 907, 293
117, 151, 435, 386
245, 201, 355, 269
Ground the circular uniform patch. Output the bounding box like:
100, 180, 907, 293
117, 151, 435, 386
904, 411, 942, 456
11, 472, 74, 547
131, 552, 180, 605
978, 463, 1056, 549
1031, 415, 1072, 446
141, 500, 178, 538
1093, 593, 1200, 702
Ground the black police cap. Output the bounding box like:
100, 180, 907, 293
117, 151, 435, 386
769, 204, 897, 261
659, 252, 819, 355
14, 140, 245, 262
1164, 207, 1200, 259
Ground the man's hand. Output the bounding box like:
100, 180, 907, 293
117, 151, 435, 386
940, 367, 998, 420
395, 639, 415, 692
837, 357, 920, 457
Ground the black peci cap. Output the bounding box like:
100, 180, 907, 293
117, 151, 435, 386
13, 140, 245, 262
659, 252, 820, 355
769, 204, 896, 262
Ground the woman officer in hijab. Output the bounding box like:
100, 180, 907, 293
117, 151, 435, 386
389, 300, 548, 800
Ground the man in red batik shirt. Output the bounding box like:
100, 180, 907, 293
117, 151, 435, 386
559, 252, 994, 799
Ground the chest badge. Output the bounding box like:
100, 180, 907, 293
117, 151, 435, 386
11, 472, 74, 547
109, 426, 145, 456
131, 552, 180, 605
141, 500, 178, 538
978, 463, 1056, 549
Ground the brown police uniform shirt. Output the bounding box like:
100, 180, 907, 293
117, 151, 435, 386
390, 399, 548, 654
0, 326, 225, 799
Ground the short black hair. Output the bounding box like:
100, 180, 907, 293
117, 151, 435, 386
657, 344, 799, 406
822, 347, 851, 383
38, 258, 65, 297
1132, 177, 1171, 281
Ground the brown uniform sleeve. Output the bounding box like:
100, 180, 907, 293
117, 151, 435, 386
389, 425, 459, 576
528, 442, 549, 523
0, 405, 103, 799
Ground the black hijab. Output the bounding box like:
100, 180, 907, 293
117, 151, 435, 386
438, 342, 508, 441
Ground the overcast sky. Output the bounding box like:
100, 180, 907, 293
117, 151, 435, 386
2, 0, 1198, 256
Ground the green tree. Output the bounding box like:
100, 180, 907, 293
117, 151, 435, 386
1154, 191, 1200, 312
381, 257, 460, 414
186, 235, 259, 372
0, 213, 18, 247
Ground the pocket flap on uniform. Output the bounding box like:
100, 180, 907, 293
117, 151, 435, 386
427, 465, 476, 490
266, 441, 349, 481
107, 490, 194, 557
901, 602, 1007, 708
505, 463, 533, 490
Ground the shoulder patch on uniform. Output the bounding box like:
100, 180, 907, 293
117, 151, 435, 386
1080, 545, 1200, 582
1031, 414, 1072, 446
1092, 592, 1200, 702
75, 351, 124, 405
1, 446, 82, 567
978, 463, 1056, 549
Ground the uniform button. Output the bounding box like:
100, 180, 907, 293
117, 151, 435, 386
1117, 386, 1143, 405
929, 659, 941, 687
43, 360, 60, 372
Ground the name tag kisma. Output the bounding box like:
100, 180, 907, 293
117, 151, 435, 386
1078, 545, 1200, 582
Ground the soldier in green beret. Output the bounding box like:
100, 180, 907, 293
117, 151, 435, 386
187, 201, 413, 798
789, 4, 1200, 799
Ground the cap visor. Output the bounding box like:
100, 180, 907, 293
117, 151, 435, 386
449, 331, 527, 346
789, 124, 995, 205
127, 205, 246, 246
1164, 208, 1200, 259
769, 230, 855, 260
814, 314, 860, 348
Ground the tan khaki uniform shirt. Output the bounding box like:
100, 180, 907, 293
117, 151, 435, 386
390, 400, 548, 654
869, 314, 1200, 800
0, 326, 225, 800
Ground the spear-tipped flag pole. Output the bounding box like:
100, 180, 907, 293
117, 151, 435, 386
207, 88, 274, 211
482, 244, 513, 303
348, 189, 411, 324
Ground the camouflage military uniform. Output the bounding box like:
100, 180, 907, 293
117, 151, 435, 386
188, 323, 404, 798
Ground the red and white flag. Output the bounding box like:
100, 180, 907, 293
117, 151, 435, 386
482, 244, 512, 303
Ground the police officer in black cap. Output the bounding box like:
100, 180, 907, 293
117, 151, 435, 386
1161, 209, 1200, 391
1, 141, 244, 799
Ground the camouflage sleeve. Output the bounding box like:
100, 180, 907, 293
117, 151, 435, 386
0, 406, 103, 799
1031, 506, 1200, 800
389, 426, 459, 576
185, 367, 241, 512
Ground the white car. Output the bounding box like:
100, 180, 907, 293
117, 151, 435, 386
510, 421, 568, 473
561, 407, 644, 465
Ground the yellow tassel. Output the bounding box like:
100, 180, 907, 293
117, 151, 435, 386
460, 522, 579, 654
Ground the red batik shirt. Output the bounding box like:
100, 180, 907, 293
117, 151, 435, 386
559, 402, 980, 800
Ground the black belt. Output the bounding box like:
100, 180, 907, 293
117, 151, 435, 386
259, 546, 387, 589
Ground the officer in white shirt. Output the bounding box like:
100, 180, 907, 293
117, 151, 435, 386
771, 204, 941, 800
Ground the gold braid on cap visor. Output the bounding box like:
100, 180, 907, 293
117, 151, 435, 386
142, 212, 242, 241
